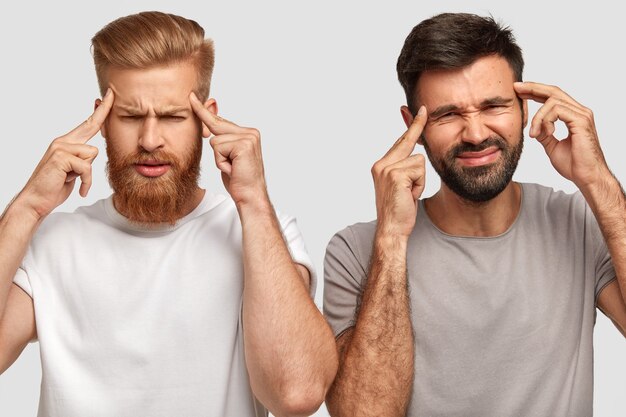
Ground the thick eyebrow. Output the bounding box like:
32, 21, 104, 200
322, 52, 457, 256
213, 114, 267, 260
429, 96, 515, 119
429, 104, 461, 119
155, 106, 191, 117
114, 104, 144, 114
114, 104, 190, 116
480, 96, 515, 107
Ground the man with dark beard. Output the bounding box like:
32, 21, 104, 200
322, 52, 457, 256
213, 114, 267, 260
323, 13, 626, 417
0, 11, 337, 417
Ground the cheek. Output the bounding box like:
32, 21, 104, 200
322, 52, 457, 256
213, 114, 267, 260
105, 119, 138, 150
162, 121, 202, 149
423, 123, 461, 155
163, 120, 201, 139
485, 114, 522, 141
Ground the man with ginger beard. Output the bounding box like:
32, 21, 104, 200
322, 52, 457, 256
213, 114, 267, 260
106, 125, 202, 225
0, 11, 337, 417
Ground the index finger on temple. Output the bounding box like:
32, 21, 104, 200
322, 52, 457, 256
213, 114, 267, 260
385, 106, 428, 158
66, 88, 115, 144
189, 92, 243, 135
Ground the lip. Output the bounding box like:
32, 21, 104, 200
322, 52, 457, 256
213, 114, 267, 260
134, 161, 171, 177
456, 147, 501, 167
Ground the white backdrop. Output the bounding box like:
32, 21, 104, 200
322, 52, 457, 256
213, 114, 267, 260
0, 1, 624, 416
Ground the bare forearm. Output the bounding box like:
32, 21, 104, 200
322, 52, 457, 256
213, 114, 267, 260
0, 200, 41, 321
327, 234, 414, 417
238, 198, 337, 416
582, 173, 626, 301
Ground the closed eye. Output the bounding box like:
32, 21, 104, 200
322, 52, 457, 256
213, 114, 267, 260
161, 115, 187, 121
439, 112, 459, 120
484, 104, 508, 113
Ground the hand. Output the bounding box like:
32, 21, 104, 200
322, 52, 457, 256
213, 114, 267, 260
371, 106, 428, 238
16, 89, 114, 219
189, 93, 268, 208
514, 82, 611, 190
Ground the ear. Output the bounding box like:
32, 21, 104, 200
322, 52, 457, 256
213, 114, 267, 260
400, 105, 414, 128
522, 99, 528, 128
202, 98, 218, 138
94, 98, 108, 139
400, 105, 424, 145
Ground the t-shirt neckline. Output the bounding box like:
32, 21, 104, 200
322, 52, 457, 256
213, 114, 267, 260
418, 182, 526, 241
103, 191, 227, 234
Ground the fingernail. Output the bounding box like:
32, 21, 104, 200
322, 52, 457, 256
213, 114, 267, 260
418, 106, 426, 116
104, 88, 112, 98
190, 92, 199, 101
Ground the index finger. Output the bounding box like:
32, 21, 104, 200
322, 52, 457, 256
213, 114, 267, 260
64, 88, 115, 144
383, 105, 428, 161
189, 92, 245, 136
514, 81, 582, 107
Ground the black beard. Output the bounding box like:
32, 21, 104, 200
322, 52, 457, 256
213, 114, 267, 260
423, 133, 523, 203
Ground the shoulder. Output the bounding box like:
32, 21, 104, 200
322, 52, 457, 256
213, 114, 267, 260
35, 199, 109, 239
521, 182, 587, 220
326, 220, 377, 263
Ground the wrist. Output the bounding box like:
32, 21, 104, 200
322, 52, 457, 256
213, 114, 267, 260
2, 197, 44, 229
235, 190, 274, 218
579, 171, 624, 213
374, 229, 409, 251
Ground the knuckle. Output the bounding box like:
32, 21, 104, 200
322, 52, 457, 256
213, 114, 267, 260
387, 168, 401, 181
49, 139, 63, 152
371, 163, 380, 177
246, 127, 261, 138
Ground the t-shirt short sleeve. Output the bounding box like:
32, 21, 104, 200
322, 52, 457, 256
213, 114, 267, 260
276, 212, 317, 299
585, 202, 617, 301
323, 226, 369, 338
13, 267, 33, 298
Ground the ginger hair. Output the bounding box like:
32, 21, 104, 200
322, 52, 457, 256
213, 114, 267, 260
91, 11, 214, 100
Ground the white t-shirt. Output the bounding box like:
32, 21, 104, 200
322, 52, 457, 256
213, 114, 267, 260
13, 192, 316, 417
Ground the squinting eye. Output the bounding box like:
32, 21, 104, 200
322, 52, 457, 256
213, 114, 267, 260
121, 115, 142, 119
163, 116, 186, 121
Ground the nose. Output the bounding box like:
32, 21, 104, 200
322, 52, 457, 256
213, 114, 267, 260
461, 113, 491, 145
138, 117, 164, 152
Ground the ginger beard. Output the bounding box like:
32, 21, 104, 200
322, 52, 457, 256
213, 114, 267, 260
423, 132, 524, 203
105, 139, 202, 225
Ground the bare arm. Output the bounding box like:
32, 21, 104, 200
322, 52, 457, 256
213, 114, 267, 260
0, 89, 114, 372
514, 82, 626, 335
585, 178, 626, 335
239, 199, 337, 417
189, 93, 338, 416
0, 284, 36, 374
326, 236, 414, 416
326, 106, 428, 416
0, 202, 39, 374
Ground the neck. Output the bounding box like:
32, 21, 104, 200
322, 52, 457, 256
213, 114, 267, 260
424, 182, 522, 237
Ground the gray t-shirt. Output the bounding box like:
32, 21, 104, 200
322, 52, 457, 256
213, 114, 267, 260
324, 183, 616, 417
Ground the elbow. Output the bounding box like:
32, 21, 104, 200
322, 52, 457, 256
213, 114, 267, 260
271, 382, 327, 417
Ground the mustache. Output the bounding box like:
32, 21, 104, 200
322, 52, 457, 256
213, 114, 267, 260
116, 150, 182, 169
449, 136, 507, 158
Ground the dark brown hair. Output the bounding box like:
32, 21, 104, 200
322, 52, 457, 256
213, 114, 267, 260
397, 13, 524, 114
